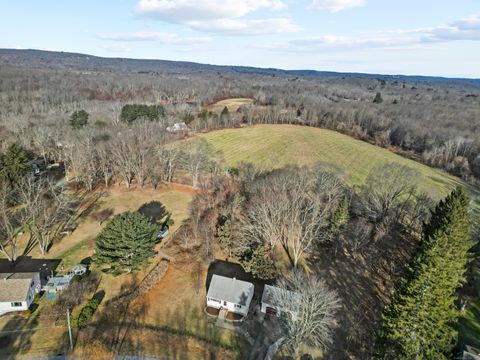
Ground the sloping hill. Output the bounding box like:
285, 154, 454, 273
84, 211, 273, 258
1, 49, 479, 86
200, 125, 480, 204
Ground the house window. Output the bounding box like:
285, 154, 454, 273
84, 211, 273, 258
234, 304, 242, 309
11, 302, 22, 307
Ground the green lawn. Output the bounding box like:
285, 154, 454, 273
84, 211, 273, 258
200, 125, 480, 205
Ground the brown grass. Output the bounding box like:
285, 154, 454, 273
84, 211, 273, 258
205, 98, 254, 113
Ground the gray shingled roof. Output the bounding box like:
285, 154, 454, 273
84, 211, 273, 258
0, 272, 38, 303
207, 275, 254, 306
261, 284, 301, 311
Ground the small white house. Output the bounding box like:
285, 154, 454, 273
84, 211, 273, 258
0, 272, 41, 316
206, 275, 254, 317
166, 122, 189, 133
261, 284, 300, 319
71, 264, 87, 276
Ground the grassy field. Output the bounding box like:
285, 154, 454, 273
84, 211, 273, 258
200, 124, 480, 204
205, 98, 254, 113
0, 184, 195, 359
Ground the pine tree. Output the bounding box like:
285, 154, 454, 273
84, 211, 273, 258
242, 246, 276, 280
378, 187, 472, 359
94, 212, 158, 273
328, 196, 349, 235
373, 92, 384, 104
69, 110, 89, 129
1, 144, 30, 184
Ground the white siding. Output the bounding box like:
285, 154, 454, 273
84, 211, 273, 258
0, 273, 40, 316
206, 296, 252, 317
0, 301, 28, 315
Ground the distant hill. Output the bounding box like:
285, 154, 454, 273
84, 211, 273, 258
0, 48, 479, 86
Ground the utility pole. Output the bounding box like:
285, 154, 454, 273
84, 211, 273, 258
66, 308, 73, 352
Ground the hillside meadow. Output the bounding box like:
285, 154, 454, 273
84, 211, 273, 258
200, 124, 480, 206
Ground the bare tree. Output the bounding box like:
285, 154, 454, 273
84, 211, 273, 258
180, 137, 215, 187
0, 184, 22, 261
272, 272, 341, 357
110, 133, 136, 188
357, 162, 420, 231
17, 176, 73, 255
63, 136, 98, 190
241, 167, 342, 268
97, 142, 113, 188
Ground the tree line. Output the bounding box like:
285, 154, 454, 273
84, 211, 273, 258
1, 63, 479, 184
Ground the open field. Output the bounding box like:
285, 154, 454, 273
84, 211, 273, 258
205, 98, 254, 113
0, 184, 194, 267
200, 124, 480, 205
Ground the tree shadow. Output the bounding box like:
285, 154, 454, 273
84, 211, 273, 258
308, 222, 419, 359
137, 201, 168, 225
0, 315, 35, 359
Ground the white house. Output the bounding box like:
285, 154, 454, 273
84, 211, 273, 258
261, 284, 300, 319
0, 272, 41, 316
206, 275, 254, 317
166, 122, 189, 133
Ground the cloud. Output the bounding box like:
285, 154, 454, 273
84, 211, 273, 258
97, 32, 212, 45
253, 14, 480, 51
135, 0, 297, 35
189, 18, 299, 35
419, 14, 480, 43
308, 0, 365, 12
99, 44, 132, 53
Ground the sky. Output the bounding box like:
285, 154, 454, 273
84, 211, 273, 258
0, 0, 479, 77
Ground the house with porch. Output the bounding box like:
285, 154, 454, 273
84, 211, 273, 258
206, 274, 254, 319
0, 272, 41, 316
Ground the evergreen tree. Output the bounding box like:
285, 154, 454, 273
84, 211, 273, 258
378, 187, 472, 359
373, 92, 384, 104
94, 212, 158, 273
69, 110, 89, 129
120, 104, 165, 123
242, 246, 276, 280
328, 196, 349, 235
1, 144, 30, 184
220, 106, 229, 117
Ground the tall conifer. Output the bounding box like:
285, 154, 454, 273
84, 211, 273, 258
379, 187, 472, 359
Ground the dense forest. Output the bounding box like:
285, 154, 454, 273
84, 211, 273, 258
0, 49, 479, 187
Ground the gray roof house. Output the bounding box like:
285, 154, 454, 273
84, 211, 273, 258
166, 122, 189, 133
261, 284, 301, 318
0, 272, 41, 315
206, 275, 254, 317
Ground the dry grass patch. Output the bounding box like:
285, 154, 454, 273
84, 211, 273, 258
205, 98, 254, 113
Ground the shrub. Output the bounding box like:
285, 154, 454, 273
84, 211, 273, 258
70, 110, 89, 129
76, 298, 100, 329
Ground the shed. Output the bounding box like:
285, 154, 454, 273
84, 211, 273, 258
71, 264, 87, 276
42, 274, 73, 293
206, 275, 254, 317
261, 284, 301, 318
